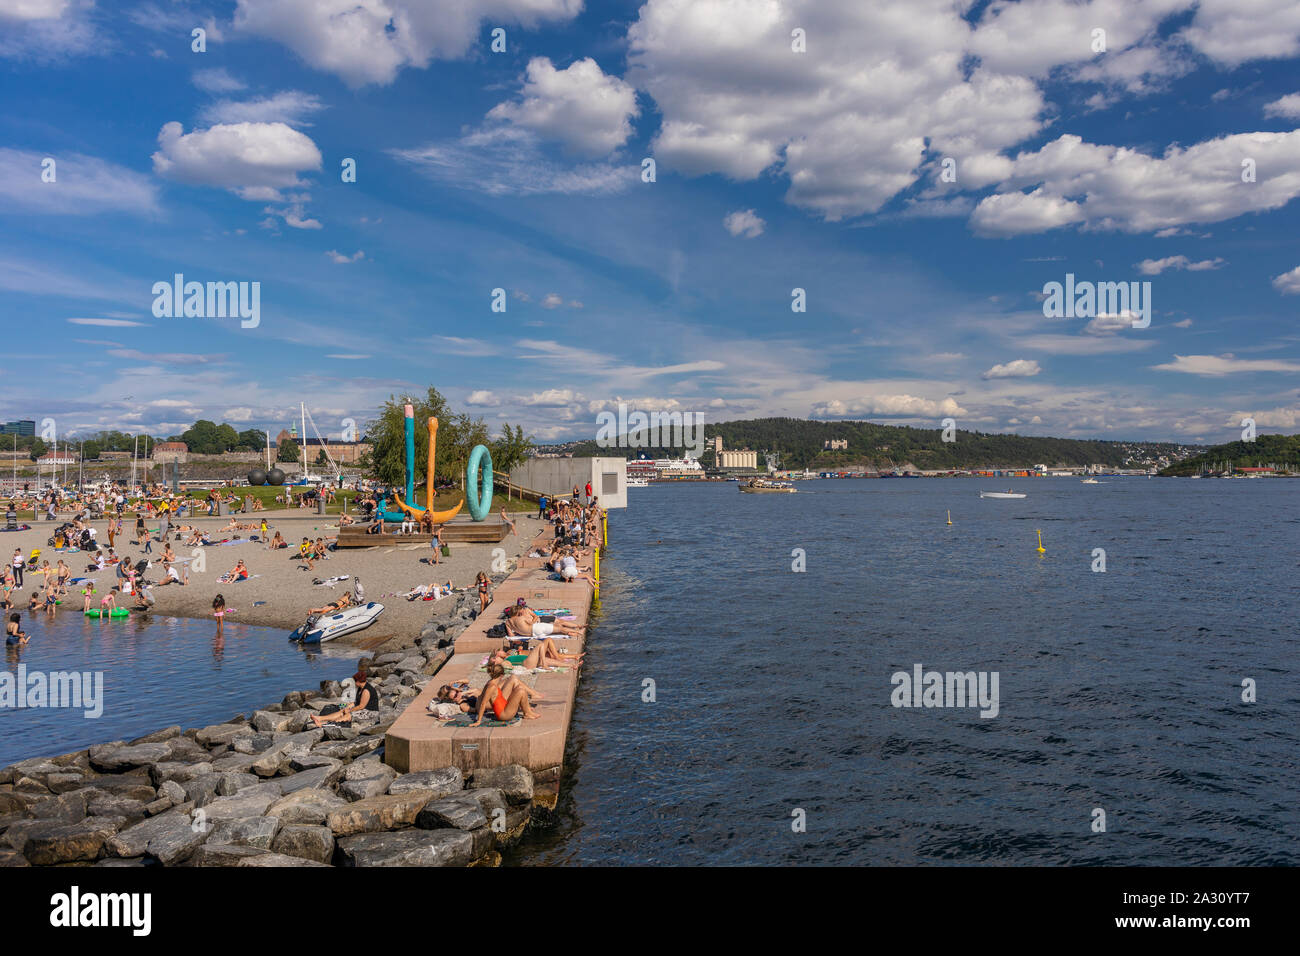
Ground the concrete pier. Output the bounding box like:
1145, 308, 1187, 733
384, 529, 596, 777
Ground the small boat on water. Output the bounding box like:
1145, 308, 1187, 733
1080, 478, 1100, 484
979, 490, 1026, 499
626, 478, 649, 488
290, 601, 385, 644
739, 478, 797, 494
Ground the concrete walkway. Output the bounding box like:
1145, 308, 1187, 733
384, 529, 597, 778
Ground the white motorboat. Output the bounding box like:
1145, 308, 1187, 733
1080, 478, 1100, 484
979, 491, 1026, 499
626, 478, 649, 488
290, 601, 385, 644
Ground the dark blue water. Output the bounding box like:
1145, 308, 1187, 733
515, 479, 1300, 865
0, 614, 340, 766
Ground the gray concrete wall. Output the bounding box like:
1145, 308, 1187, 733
511, 457, 627, 510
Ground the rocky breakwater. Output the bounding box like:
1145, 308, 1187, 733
0, 624, 542, 867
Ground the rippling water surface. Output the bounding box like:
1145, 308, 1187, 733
0, 614, 339, 766
511, 478, 1300, 865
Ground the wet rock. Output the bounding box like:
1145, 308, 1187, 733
271, 824, 334, 865
469, 766, 533, 804
205, 815, 280, 850
336, 829, 474, 867
416, 793, 487, 831
388, 767, 463, 800
265, 789, 347, 826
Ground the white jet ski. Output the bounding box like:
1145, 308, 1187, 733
290, 601, 385, 644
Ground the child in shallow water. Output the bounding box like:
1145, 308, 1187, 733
213, 594, 226, 638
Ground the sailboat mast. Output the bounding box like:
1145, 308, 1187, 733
301, 402, 308, 479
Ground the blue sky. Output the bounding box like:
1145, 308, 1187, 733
2, 0, 1299, 446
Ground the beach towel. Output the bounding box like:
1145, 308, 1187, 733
442, 714, 522, 728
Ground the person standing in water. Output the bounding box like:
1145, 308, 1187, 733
212, 594, 226, 638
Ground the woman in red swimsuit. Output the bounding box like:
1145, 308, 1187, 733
471, 663, 543, 725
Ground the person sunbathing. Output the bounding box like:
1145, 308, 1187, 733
220, 560, 249, 583
505, 603, 583, 639
469, 662, 542, 726
491, 640, 582, 669
267, 531, 287, 549
308, 591, 353, 615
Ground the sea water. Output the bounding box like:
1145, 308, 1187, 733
511, 478, 1299, 865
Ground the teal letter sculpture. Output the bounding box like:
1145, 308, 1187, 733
466, 444, 493, 521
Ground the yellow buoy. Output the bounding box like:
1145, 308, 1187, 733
1035, 528, 1046, 554
946, 509, 952, 526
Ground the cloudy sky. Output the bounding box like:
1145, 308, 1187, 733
3, 0, 1300, 444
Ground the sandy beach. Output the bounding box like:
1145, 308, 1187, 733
1, 510, 546, 652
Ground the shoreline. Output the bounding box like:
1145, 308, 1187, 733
0, 519, 603, 867
1, 511, 545, 652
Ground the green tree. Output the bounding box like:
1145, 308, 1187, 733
215, 423, 240, 451
181, 420, 223, 455
237, 428, 267, 451
491, 422, 533, 474
29, 438, 46, 461
278, 438, 300, 463
316, 449, 329, 466
82, 440, 102, 460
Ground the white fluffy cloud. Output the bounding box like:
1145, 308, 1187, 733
488, 57, 638, 157
1263, 93, 1300, 120
972, 132, 1300, 235
152, 121, 322, 200
0, 0, 96, 57
983, 359, 1041, 379
1273, 266, 1300, 294
192, 68, 246, 94
232, 0, 584, 87
1136, 255, 1224, 275
723, 209, 765, 238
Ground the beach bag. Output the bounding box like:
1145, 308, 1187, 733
440, 544, 450, 557
487, 623, 507, 638
319, 704, 342, 716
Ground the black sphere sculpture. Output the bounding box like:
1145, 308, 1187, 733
266, 467, 286, 486
247, 468, 267, 486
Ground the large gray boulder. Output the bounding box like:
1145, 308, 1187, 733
20, 816, 127, 865
196, 781, 282, 824
265, 789, 347, 826
272, 824, 334, 864
468, 766, 533, 804
278, 764, 343, 795
388, 767, 463, 799
88, 742, 172, 772
325, 790, 438, 836
205, 815, 281, 850
336, 829, 475, 867
416, 793, 487, 831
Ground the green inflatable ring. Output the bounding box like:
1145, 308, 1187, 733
466, 444, 493, 522
85, 607, 129, 618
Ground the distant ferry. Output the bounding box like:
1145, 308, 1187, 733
626, 477, 649, 488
